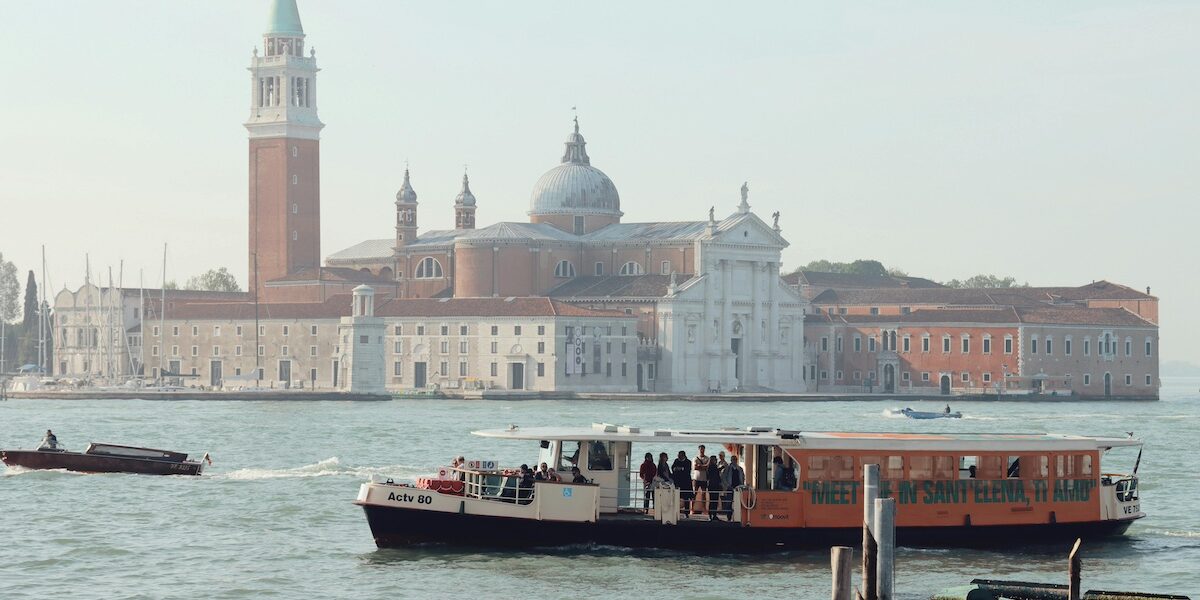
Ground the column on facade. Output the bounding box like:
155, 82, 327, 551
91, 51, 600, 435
748, 260, 762, 388
721, 259, 733, 387
767, 261, 779, 387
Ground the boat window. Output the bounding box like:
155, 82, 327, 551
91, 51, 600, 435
860, 455, 904, 480
539, 440, 557, 472
978, 455, 1004, 479
807, 455, 851, 480
560, 441, 581, 472
1056, 454, 1093, 479
1081, 454, 1093, 477
1006, 456, 1021, 479
588, 441, 614, 471
1016, 455, 1048, 479
933, 456, 956, 479
959, 455, 978, 479
910, 456, 934, 479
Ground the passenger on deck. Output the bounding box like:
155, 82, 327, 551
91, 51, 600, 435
968, 465, 978, 479
451, 455, 466, 481
671, 451, 694, 515
945, 404, 952, 414
589, 441, 613, 470
571, 466, 588, 484
706, 453, 722, 519
39, 430, 58, 450
772, 456, 788, 489
722, 455, 745, 520
639, 453, 657, 510
656, 452, 672, 483
692, 445, 710, 516
536, 462, 560, 482
519, 464, 535, 496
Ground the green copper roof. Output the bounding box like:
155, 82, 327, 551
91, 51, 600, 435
266, 0, 304, 36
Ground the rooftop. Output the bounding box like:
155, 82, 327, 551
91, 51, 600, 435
166, 295, 629, 321
548, 274, 694, 299
805, 305, 1154, 328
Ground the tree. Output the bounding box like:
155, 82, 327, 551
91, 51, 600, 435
184, 268, 242, 292
793, 259, 891, 277
22, 271, 37, 327
942, 274, 1027, 289
0, 253, 18, 324
163, 280, 179, 290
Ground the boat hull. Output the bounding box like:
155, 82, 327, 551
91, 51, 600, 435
0, 450, 203, 476
358, 502, 1137, 552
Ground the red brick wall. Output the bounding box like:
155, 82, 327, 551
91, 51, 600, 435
249, 138, 320, 297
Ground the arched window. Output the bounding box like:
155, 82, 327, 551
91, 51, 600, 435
415, 257, 443, 279
619, 261, 643, 276
554, 260, 576, 278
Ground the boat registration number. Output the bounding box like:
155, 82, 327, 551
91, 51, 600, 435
387, 491, 434, 505
1122, 503, 1139, 515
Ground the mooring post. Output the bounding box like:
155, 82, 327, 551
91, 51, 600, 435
874, 498, 896, 600
1068, 537, 1082, 600
862, 463, 880, 600
831, 546, 853, 600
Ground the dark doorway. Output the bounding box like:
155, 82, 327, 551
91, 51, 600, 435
278, 360, 291, 383
332, 360, 339, 387
731, 338, 742, 386
510, 363, 525, 390
883, 364, 895, 393
414, 362, 427, 388
636, 364, 644, 391
1104, 372, 1112, 397
940, 375, 951, 395
210, 361, 222, 388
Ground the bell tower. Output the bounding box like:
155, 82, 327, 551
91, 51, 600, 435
454, 172, 477, 230
246, 0, 324, 298
394, 168, 419, 248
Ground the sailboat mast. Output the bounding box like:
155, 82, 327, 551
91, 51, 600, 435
138, 270, 145, 383
84, 254, 93, 381
39, 245, 47, 375
158, 244, 166, 385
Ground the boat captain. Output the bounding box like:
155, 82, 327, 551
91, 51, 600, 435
39, 429, 59, 450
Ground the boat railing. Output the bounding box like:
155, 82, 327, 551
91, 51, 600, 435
1101, 472, 1139, 502
451, 466, 537, 504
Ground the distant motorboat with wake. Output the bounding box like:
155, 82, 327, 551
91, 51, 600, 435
886, 406, 963, 420
1, 437, 210, 476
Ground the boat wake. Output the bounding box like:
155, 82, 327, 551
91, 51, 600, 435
215, 457, 427, 481
0, 465, 84, 477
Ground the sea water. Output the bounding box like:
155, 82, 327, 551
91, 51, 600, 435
1, 379, 1197, 599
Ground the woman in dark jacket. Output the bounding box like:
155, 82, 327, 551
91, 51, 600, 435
706, 457, 723, 520
670, 451, 693, 515
656, 452, 671, 482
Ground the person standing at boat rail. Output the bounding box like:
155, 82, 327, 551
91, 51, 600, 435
693, 445, 711, 517
639, 453, 657, 510
671, 451, 693, 515
38, 430, 58, 450
721, 456, 745, 520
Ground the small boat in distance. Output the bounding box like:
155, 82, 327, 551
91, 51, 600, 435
1, 443, 210, 476
886, 407, 963, 420
355, 424, 1143, 552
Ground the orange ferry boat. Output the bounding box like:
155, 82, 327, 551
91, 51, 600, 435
355, 424, 1143, 551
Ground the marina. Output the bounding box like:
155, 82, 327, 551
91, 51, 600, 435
0, 378, 1195, 599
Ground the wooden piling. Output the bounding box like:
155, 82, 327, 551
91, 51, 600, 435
862, 464, 880, 600
1068, 537, 1082, 600
831, 546, 853, 600
874, 497, 896, 600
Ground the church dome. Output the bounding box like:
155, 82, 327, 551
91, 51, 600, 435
529, 119, 621, 217
395, 168, 417, 204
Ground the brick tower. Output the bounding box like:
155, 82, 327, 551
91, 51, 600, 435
245, 0, 324, 298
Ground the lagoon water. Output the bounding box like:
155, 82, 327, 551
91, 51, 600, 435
2, 379, 1197, 599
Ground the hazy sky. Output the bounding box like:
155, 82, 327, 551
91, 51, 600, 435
1, 1, 1197, 363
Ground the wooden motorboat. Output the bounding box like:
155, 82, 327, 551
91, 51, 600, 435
887, 407, 963, 419
1, 443, 209, 476
355, 424, 1143, 552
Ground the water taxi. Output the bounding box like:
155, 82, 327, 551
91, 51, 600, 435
1, 443, 210, 476
355, 424, 1143, 551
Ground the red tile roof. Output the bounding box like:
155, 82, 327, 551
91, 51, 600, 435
809, 281, 1153, 307
804, 306, 1154, 328
166, 295, 627, 321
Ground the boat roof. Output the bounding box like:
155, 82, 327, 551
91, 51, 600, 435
473, 424, 1142, 452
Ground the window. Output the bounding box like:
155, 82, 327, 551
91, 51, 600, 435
394, 362, 403, 376
1145, 338, 1153, 356
212, 346, 220, 356
806, 455, 854, 481
151, 345, 159, 357
359, 335, 369, 344
235, 345, 242, 356
440, 340, 449, 354
982, 336, 991, 354
820, 370, 828, 380
235, 325, 243, 336
459, 341, 468, 353
853, 371, 861, 381
415, 257, 443, 279
393, 325, 402, 335
282, 325, 289, 336
393, 341, 402, 353
311, 325, 318, 336
835, 336, 843, 353
153, 326, 160, 337
192, 326, 198, 336
191, 345, 198, 357
537, 362, 545, 377
1083, 374, 1091, 386
440, 325, 449, 335
869, 307, 880, 315
259, 325, 265, 336
292, 174, 298, 185
439, 361, 448, 376
606, 362, 612, 376
1124, 374, 1132, 385
1004, 335, 1013, 354
942, 336, 951, 353
868, 336, 876, 352
214, 326, 221, 336
1145, 374, 1152, 386
554, 260, 576, 278
310, 346, 317, 357
537, 325, 545, 335
459, 361, 468, 376
1065, 338, 1072, 356
853, 336, 862, 353
417, 325, 425, 335
961, 336, 970, 354
460, 325, 468, 335
1084, 338, 1091, 356
661, 260, 671, 275
922, 336, 930, 353
292, 203, 298, 214
921, 372, 930, 382
490, 325, 498, 336
594, 262, 604, 276
292, 231, 298, 241
836, 370, 843, 381
820, 337, 828, 352
1046, 338, 1053, 355
901, 307, 911, 315
961, 372, 969, 382
281, 345, 289, 357
619, 261, 643, 276
1125, 339, 1132, 356
490, 341, 498, 354
173, 326, 179, 336
573, 215, 585, 235
982, 372, 991, 383
902, 336, 910, 352
257, 345, 264, 356
490, 362, 498, 377
1030, 337, 1039, 354
515, 326, 522, 335
621, 362, 628, 377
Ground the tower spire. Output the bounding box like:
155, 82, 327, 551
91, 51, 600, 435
395, 167, 419, 247
561, 117, 590, 165
266, 0, 305, 36
454, 170, 477, 230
